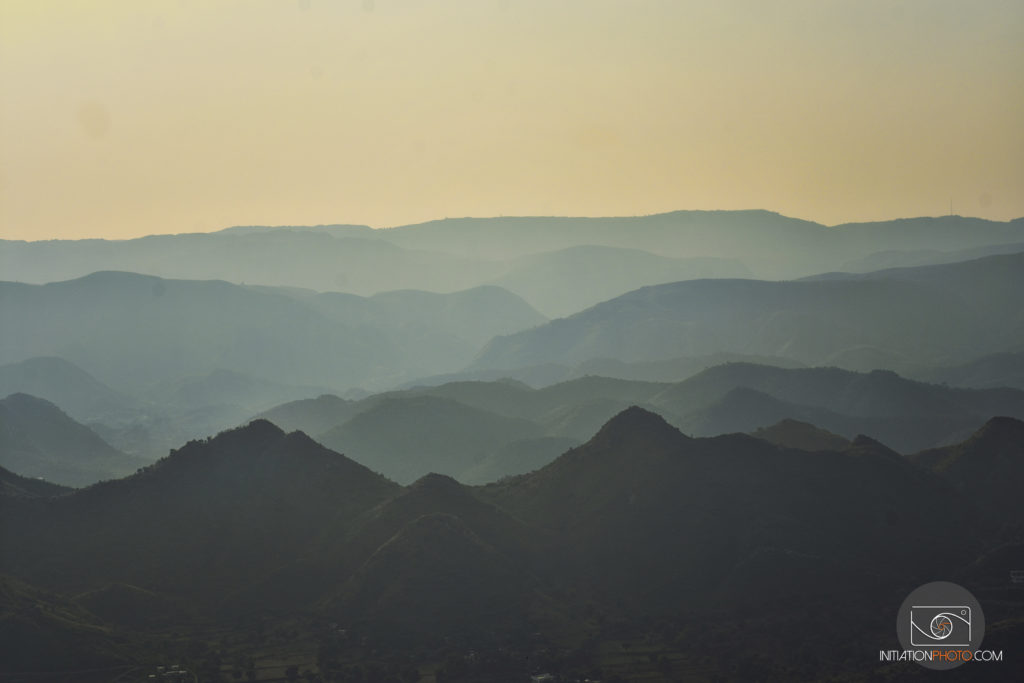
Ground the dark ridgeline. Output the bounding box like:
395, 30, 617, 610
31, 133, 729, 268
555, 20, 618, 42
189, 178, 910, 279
2, 409, 1023, 680
0, 463, 72, 498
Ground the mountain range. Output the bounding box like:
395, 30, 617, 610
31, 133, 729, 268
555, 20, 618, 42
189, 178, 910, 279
4, 212, 1023, 316
0, 271, 544, 394
4, 210, 1024, 680
3, 409, 1022, 680
250, 362, 1024, 485
474, 252, 1024, 377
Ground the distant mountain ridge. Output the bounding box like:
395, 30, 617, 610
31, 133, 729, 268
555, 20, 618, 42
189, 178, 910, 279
4, 212, 1022, 317
473, 253, 1024, 376
0, 271, 544, 394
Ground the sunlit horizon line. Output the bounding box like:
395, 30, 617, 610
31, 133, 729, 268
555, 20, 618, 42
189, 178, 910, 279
4, 208, 1018, 243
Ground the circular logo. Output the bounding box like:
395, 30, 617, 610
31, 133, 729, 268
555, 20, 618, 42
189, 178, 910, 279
896, 581, 985, 670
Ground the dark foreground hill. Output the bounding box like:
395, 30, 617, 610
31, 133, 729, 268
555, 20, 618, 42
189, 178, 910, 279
0, 463, 72, 498
3, 410, 1023, 682
0, 420, 400, 600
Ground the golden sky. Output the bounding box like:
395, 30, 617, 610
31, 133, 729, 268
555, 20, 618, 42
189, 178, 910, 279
1, 0, 1022, 240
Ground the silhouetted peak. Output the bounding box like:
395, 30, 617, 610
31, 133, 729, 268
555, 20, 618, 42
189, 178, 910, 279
971, 416, 1024, 443
406, 473, 468, 500
3, 392, 54, 407
73, 270, 161, 286
752, 419, 850, 452
0, 393, 74, 421
848, 434, 900, 458
207, 419, 286, 450
280, 429, 323, 450
594, 406, 684, 444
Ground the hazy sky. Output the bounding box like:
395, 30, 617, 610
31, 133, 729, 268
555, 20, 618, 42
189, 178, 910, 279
1, 0, 1021, 240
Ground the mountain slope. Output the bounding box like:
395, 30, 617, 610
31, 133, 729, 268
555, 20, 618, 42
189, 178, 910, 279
0, 356, 135, 423
913, 351, 1024, 391
0, 393, 143, 487
256, 394, 359, 436
488, 244, 751, 317
473, 254, 1024, 374
485, 407, 984, 610
908, 416, 1024, 525
0, 420, 399, 602
319, 395, 544, 483
0, 575, 137, 675
751, 419, 851, 452
0, 463, 72, 498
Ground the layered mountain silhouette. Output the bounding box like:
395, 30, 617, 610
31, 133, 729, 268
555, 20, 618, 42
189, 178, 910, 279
3, 409, 1012, 631
4, 213, 1023, 313
253, 363, 1024, 483
485, 244, 751, 317
914, 351, 1024, 391
0, 272, 544, 393
4, 210, 1024, 680
3, 408, 1022, 680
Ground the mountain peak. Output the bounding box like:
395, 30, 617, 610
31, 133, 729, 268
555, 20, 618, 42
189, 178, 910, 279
593, 406, 686, 445
408, 472, 464, 494
752, 419, 850, 452
218, 418, 286, 443
971, 416, 1024, 443
848, 434, 900, 458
